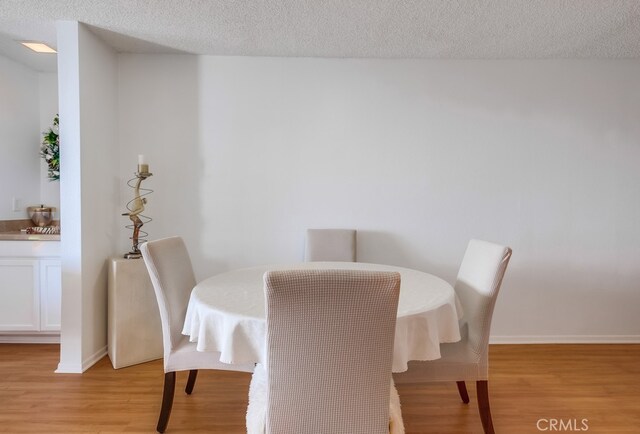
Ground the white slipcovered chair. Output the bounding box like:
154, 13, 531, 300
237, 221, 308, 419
393, 239, 512, 434
140, 237, 254, 433
246, 269, 404, 434
304, 228, 357, 262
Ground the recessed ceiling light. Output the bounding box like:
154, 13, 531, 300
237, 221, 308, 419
20, 42, 57, 53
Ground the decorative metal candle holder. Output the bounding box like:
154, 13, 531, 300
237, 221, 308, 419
122, 164, 153, 259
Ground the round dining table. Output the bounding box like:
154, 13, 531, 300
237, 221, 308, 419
182, 262, 463, 373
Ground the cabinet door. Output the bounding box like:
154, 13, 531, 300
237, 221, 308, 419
40, 259, 61, 331
0, 259, 40, 331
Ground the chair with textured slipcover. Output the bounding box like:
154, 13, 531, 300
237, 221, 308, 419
246, 269, 404, 434
393, 239, 512, 434
304, 228, 357, 262
141, 236, 254, 433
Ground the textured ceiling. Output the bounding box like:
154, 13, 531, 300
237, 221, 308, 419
1, 0, 639, 72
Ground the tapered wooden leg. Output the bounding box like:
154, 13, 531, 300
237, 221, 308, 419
476, 380, 495, 434
157, 372, 176, 433
185, 370, 198, 395
456, 381, 470, 404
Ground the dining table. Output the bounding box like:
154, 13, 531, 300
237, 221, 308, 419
182, 261, 463, 373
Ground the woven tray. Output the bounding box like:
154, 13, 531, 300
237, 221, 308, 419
24, 226, 61, 235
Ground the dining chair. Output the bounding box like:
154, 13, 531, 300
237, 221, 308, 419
246, 269, 404, 434
304, 228, 357, 262
393, 239, 512, 434
140, 236, 254, 433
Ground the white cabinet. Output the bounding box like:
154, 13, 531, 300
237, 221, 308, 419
108, 257, 163, 368
0, 241, 61, 342
0, 259, 40, 331
40, 259, 62, 331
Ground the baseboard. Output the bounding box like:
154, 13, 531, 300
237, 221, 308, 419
82, 345, 108, 372
55, 345, 108, 374
55, 362, 83, 373
0, 333, 60, 344
490, 335, 640, 344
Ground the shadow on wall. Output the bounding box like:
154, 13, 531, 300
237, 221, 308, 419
116, 52, 204, 275
356, 230, 459, 283
357, 230, 414, 265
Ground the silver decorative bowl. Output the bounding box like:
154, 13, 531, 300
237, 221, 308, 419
28, 205, 54, 227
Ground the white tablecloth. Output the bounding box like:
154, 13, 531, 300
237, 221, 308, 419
182, 262, 463, 373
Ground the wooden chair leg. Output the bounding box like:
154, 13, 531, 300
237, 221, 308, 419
476, 380, 495, 434
157, 372, 176, 433
456, 381, 470, 404
185, 369, 198, 395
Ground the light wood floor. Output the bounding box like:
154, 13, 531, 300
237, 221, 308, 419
0, 344, 638, 433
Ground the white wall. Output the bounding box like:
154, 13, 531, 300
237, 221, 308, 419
118, 56, 640, 342
38, 72, 60, 215
77, 23, 119, 368
117, 54, 199, 258
57, 21, 119, 373
56, 20, 82, 373
0, 54, 41, 220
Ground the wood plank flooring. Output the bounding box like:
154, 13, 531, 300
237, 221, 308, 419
0, 344, 638, 433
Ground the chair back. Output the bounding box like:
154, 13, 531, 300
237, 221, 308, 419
304, 228, 357, 262
140, 237, 197, 354
455, 239, 512, 356
264, 269, 400, 434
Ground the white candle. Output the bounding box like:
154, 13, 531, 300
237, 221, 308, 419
137, 155, 149, 173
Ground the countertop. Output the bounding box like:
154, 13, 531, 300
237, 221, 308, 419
0, 219, 60, 241
0, 231, 60, 241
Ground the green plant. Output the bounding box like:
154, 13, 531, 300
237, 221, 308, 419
40, 115, 59, 181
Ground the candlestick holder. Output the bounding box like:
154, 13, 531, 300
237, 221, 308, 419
122, 165, 153, 259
